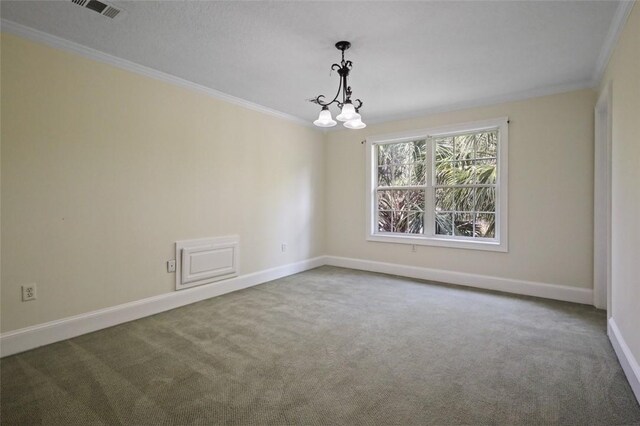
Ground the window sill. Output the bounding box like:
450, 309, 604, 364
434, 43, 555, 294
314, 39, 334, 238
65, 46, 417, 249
367, 233, 508, 252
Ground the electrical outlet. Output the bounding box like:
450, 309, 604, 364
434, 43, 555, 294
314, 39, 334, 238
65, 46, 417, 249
22, 284, 37, 302
167, 259, 176, 273
281, 243, 287, 252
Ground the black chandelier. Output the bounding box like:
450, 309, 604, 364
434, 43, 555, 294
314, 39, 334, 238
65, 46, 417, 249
311, 41, 366, 129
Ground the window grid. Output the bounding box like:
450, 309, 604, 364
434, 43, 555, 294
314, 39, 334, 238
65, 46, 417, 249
374, 139, 428, 235
374, 130, 498, 241
375, 139, 428, 236
432, 130, 497, 240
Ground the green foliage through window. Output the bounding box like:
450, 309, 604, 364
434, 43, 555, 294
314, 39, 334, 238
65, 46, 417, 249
375, 130, 498, 239
376, 140, 426, 234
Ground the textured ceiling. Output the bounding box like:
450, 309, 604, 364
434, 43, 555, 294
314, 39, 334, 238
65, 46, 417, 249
0, 1, 620, 125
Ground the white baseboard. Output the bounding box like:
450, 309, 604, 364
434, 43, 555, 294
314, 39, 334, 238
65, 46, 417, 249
325, 256, 593, 305
608, 318, 640, 403
1, 255, 596, 358
0, 256, 325, 358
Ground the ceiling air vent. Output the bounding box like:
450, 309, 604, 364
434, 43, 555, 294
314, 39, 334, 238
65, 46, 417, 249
70, 0, 124, 20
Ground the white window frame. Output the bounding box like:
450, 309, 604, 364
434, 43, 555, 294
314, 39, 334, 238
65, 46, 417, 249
365, 117, 508, 252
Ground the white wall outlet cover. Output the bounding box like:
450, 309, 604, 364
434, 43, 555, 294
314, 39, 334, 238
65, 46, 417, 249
167, 259, 176, 273
21, 285, 37, 301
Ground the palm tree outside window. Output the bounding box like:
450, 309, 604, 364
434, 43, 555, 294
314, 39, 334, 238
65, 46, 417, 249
366, 117, 508, 252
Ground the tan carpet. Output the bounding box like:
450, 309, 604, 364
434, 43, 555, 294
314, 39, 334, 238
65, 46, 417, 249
1, 266, 639, 425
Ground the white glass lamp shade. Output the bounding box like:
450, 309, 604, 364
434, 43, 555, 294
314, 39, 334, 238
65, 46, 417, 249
313, 108, 337, 127
344, 117, 366, 129
336, 102, 360, 122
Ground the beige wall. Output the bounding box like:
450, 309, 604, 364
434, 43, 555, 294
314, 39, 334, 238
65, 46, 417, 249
600, 4, 640, 362
0, 29, 608, 336
0, 34, 325, 332
326, 89, 596, 289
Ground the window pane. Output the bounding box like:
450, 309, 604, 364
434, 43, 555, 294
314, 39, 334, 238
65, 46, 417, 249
435, 188, 455, 212
412, 163, 427, 185
459, 160, 474, 184
436, 161, 474, 185
378, 210, 393, 232
393, 165, 412, 186
377, 144, 393, 166
377, 166, 392, 187
403, 191, 425, 211
454, 134, 475, 160
474, 159, 496, 185
435, 161, 458, 185
435, 137, 454, 162
412, 140, 427, 163
381, 141, 427, 164
454, 213, 474, 236
435, 212, 452, 235
406, 212, 425, 234
377, 164, 427, 187
454, 187, 475, 212
399, 211, 414, 233
378, 190, 393, 211
475, 131, 497, 159
400, 164, 426, 186
377, 190, 425, 212
378, 210, 423, 234
435, 161, 453, 186
475, 213, 496, 238
474, 187, 495, 212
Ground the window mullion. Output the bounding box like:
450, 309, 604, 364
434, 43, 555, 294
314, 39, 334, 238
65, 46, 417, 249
373, 161, 379, 235
425, 136, 435, 237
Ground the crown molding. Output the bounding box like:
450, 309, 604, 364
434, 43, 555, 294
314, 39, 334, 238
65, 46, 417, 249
2, 1, 630, 134
591, 0, 635, 86
329, 79, 595, 131
0, 19, 314, 129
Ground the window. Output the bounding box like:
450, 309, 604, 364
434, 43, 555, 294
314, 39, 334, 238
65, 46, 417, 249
366, 118, 508, 251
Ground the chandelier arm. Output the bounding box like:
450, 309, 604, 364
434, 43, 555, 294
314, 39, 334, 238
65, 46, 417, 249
330, 76, 344, 105
313, 76, 344, 107
312, 94, 327, 105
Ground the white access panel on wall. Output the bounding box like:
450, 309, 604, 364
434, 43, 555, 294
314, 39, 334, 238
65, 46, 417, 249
175, 236, 239, 290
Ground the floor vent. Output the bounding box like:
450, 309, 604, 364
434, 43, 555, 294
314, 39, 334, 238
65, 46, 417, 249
70, 0, 125, 20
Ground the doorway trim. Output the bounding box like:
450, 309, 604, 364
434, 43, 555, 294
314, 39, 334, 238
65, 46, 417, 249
594, 81, 612, 314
